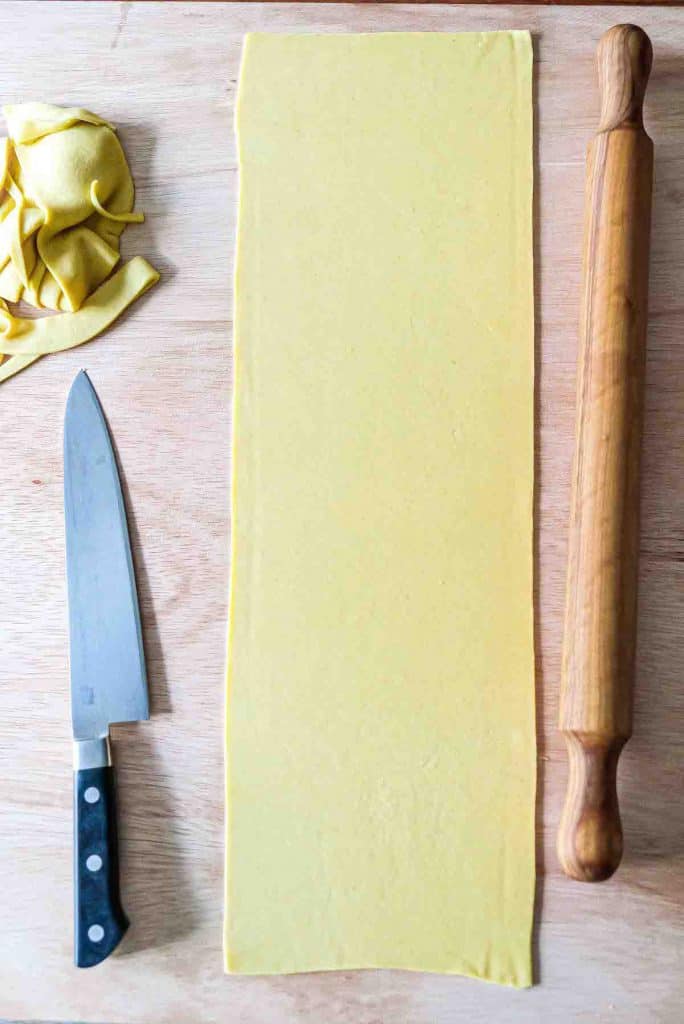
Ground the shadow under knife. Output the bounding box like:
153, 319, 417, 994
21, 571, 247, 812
109, 430, 199, 954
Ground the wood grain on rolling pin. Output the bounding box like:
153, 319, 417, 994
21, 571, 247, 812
559, 25, 654, 883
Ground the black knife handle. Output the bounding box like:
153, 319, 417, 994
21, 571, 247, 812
74, 766, 128, 967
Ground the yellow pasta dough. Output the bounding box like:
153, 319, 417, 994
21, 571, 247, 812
0, 103, 158, 382
227, 32, 535, 986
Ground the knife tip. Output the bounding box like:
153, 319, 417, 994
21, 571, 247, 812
67, 368, 92, 400
65, 370, 102, 433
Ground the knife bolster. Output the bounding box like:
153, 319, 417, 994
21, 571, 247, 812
74, 736, 112, 770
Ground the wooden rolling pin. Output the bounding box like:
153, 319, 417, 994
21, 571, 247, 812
558, 24, 654, 883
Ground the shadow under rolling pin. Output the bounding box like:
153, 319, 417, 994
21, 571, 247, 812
558, 24, 654, 882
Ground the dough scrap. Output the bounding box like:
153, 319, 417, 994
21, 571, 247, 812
0, 103, 158, 382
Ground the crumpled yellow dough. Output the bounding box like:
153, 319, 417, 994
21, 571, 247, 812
0, 103, 158, 382
227, 32, 535, 987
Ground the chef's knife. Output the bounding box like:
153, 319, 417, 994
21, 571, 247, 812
64, 370, 149, 968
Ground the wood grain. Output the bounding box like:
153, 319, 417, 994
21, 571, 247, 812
0, 3, 682, 1023
558, 25, 654, 882
118, 1, 684, 8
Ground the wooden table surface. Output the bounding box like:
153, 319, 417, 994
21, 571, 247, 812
1, 3, 682, 1022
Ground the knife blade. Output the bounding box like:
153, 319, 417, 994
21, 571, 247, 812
64, 370, 149, 968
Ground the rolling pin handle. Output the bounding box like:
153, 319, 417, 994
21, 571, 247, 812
598, 24, 653, 132
558, 732, 625, 882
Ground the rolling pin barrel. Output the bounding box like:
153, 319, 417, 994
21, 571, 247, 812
558, 25, 654, 882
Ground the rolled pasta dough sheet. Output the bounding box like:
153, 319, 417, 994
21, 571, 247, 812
227, 31, 535, 987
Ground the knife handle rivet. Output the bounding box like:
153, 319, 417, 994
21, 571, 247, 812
88, 924, 105, 943
84, 786, 100, 804
86, 854, 103, 872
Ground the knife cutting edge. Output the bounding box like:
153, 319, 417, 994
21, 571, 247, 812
64, 370, 149, 967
